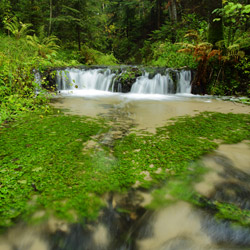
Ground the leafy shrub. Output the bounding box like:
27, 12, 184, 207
150, 14, 207, 43
80, 45, 118, 65
26, 34, 60, 58
4, 18, 33, 40
141, 41, 198, 69
0, 32, 79, 124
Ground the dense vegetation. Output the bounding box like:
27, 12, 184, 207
0, 0, 250, 123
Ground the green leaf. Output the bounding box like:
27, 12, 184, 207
213, 18, 221, 22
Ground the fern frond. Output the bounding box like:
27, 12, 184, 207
207, 50, 221, 60
184, 30, 199, 40
228, 44, 240, 49
177, 48, 192, 53
5, 20, 33, 39
26, 34, 60, 58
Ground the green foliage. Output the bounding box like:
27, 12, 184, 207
0, 0, 250, 97
0, 0, 12, 26
114, 112, 250, 226
0, 113, 109, 228
141, 41, 198, 69
207, 31, 250, 97
215, 202, 250, 227
26, 34, 60, 58
208, 60, 250, 97
4, 18, 33, 39
53, 48, 82, 66
0, 32, 80, 124
0, 32, 50, 123
213, 1, 250, 46
80, 45, 118, 65
0, 94, 50, 124
151, 13, 208, 43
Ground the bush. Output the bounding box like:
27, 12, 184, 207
141, 41, 198, 69
80, 45, 118, 65
0, 33, 59, 124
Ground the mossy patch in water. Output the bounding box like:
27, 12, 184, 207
113, 112, 250, 226
0, 111, 249, 230
114, 112, 249, 185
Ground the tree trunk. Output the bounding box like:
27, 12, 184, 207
142, 0, 145, 18
76, 0, 81, 51
168, 0, 177, 42
169, 0, 177, 23
157, 0, 161, 29
77, 27, 81, 51
49, 0, 52, 35
30, 0, 35, 25
207, 0, 223, 45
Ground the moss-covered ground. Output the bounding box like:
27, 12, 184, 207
0, 111, 249, 231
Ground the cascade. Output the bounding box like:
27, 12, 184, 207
56, 68, 116, 91
34, 70, 42, 93
55, 67, 192, 95
130, 73, 174, 94
176, 70, 192, 94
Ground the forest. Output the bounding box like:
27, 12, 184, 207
0, 0, 250, 122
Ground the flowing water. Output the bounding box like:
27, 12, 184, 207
55, 67, 191, 94
1, 68, 250, 250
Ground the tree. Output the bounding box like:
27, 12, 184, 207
213, 2, 250, 47
49, 0, 53, 35
206, 0, 223, 45
168, 0, 178, 23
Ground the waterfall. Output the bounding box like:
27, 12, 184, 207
176, 70, 192, 94
33, 70, 42, 93
55, 67, 192, 95
130, 73, 174, 94
56, 68, 116, 91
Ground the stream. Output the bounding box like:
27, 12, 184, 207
0, 68, 250, 250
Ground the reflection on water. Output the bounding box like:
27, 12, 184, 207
51, 94, 249, 133
1, 94, 250, 250
137, 202, 212, 250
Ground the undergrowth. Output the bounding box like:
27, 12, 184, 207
0, 33, 118, 125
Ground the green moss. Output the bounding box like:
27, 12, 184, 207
0, 111, 249, 230
115, 68, 143, 86
0, 112, 110, 228
113, 112, 250, 226
215, 202, 250, 227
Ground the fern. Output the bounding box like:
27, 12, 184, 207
177, 30, 222, 92
4, 19, 33, 40
177, 31, 221, 62
216, 36, 247, 62
26, 34, 60, 58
